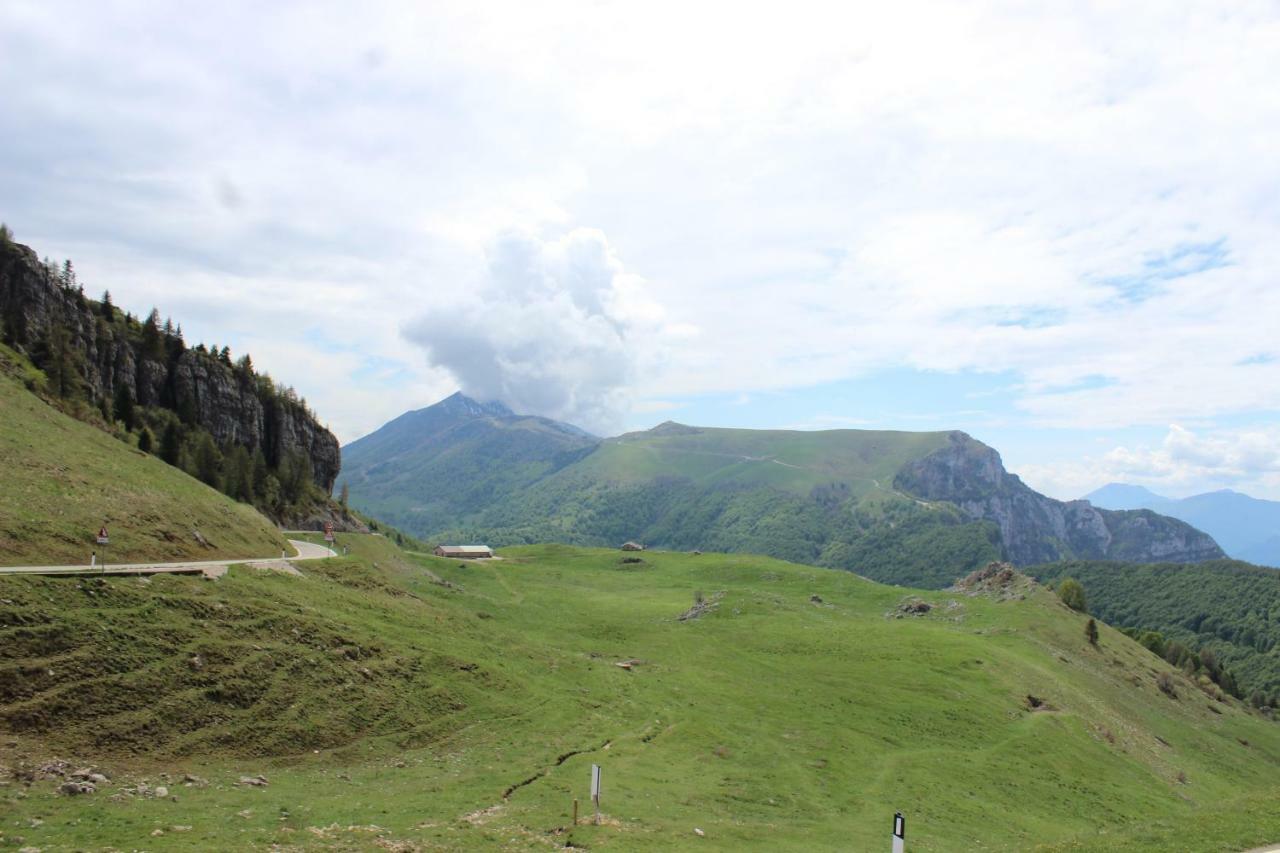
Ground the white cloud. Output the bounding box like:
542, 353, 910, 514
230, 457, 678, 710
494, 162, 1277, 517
2, 0, 1279, 441
1016, 424, 1280, 500
403, 228, 670, 432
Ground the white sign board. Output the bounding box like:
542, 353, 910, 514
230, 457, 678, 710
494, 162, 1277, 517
590, 764, 601, 801
96, 526, 109, 546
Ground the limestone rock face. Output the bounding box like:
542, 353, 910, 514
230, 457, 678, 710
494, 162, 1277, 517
895, 432, 1224, 565
0, 239, 339, 493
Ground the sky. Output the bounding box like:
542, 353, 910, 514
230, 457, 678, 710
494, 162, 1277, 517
1, 1, 1279, 500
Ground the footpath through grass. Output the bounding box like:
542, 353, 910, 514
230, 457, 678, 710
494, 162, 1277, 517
2, 537, 1279, 850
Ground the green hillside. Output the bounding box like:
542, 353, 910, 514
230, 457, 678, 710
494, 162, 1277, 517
584, 422, 952, 496
0, 345, 288, 565
1032, 559, 1280, 702
343, 397, 1223, 583
3, 537, 1279, 851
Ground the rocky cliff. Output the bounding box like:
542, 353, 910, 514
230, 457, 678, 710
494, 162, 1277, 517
0, 238, 339, 492
894, 431, 1224, 565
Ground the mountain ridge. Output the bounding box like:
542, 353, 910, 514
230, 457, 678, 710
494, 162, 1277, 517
1085, 482, 1280, 568
342, 396, 1224, 585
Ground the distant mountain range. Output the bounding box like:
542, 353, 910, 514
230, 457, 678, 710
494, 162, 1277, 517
339, 394, 1224, 587
1084, 483, 1280, 568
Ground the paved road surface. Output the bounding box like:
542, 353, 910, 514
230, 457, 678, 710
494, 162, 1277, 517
0, 539, 335, 578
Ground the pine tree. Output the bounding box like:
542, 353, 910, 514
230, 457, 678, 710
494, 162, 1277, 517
1086, 618, 1099, 646
100, 290, 114, 321
60, 260, 76, 289
160, 422, 182, 466
339, 482, 350, 508
138, 427, 155, 454
36, 323, 80, 398
0, 222, 12, 245
113, 383, 136, 431
193, 433, 223, 489
141, 309, 164, 361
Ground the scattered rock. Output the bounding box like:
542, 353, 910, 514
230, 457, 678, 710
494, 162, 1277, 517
809, 594, 824, 604
895, 599, 932, 616
694, 827, 705, 837
182, 773, 208, 787
170, 825, 193, 832
59, 780, 95, 796
678, 591, 724, 622
237, 809, 253, 819
151, 828, 165, 837
614, 659, 644, 670
239, 774, 270, 787
619, 557, 644, 565
154, 785, 169, 798
192, 528, 212, 548
189, 655, 204, 671
38, 760, 70, 779
950, 562, 1035, 600
691, 550, 702, 555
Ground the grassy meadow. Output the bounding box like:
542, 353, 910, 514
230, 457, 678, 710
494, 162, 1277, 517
2, 536, 1279, 850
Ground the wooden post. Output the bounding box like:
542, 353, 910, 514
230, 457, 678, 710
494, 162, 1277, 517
572, 798, 578, 827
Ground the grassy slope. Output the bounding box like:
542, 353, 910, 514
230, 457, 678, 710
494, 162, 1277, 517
0, 360, 287, 565
584, 425, 952, 498
2, 538, 1278, 851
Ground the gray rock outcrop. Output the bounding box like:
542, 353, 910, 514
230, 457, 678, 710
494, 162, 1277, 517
894, 431, 1224, 565
0, 239, 339, 492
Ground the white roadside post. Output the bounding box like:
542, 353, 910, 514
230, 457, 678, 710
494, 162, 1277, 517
590, 763, 602, 825
892, 812, 906, 853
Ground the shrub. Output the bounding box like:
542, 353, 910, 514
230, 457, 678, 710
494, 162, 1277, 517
1157, 672, 1177, 698
1086, 618, 1099, 646
1058, 578, 1087, 612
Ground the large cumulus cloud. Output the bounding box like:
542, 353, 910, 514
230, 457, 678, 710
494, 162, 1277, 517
403, 228, 666, 432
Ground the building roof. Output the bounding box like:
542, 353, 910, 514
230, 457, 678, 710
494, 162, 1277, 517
435, 545, 493, 554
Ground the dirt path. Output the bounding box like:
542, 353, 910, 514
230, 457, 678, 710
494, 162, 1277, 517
0, 539, 334, 578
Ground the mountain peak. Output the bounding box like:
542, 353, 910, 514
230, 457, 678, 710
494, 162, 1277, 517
436, 391, 514, 419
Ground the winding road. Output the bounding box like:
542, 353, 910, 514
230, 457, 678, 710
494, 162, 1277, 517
0, 538, 335, 578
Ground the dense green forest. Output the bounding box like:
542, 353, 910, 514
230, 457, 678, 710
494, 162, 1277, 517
1033, 559, 1280, 704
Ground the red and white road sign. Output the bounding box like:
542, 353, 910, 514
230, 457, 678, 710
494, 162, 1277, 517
96, 526, 109, 545
324, 521, 335, 542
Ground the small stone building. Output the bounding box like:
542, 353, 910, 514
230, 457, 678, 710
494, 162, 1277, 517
433, 545, 494, 559
621, 541, 645, 552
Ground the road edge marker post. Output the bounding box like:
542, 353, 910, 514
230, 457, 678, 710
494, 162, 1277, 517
591, 763, 602, 826
892, 811, 905, 853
